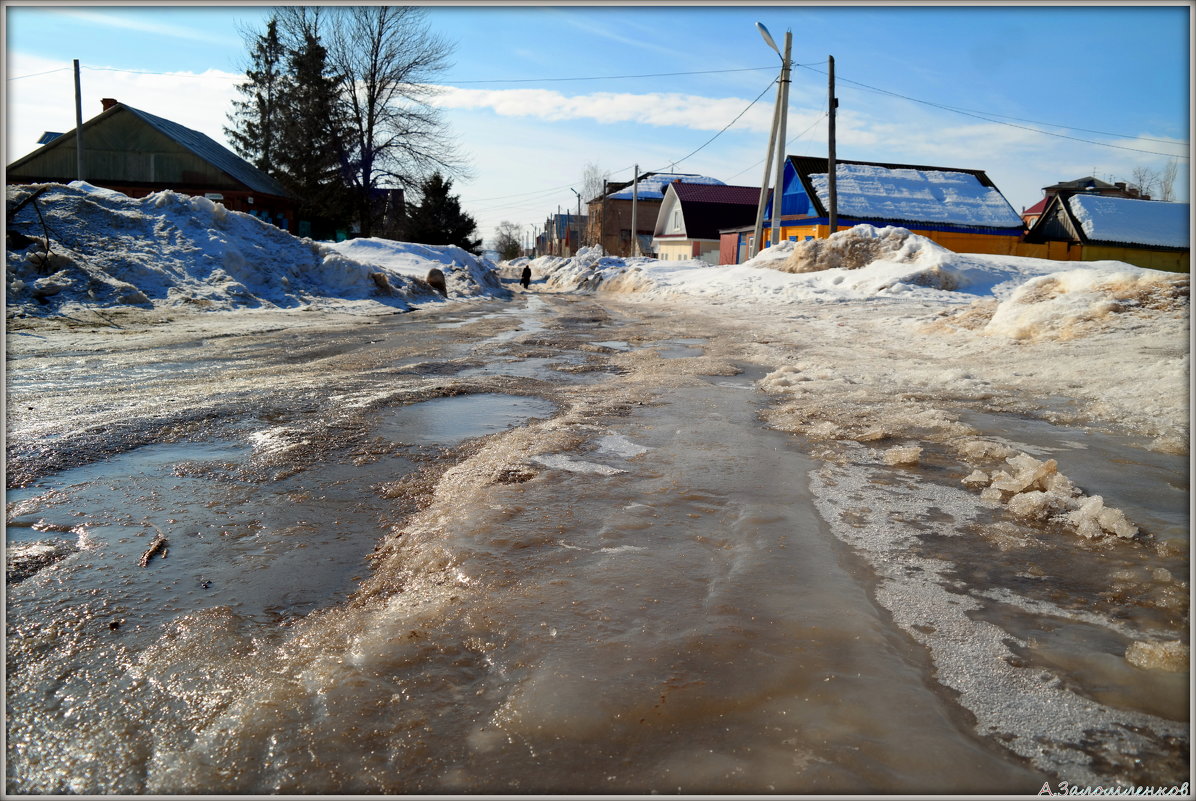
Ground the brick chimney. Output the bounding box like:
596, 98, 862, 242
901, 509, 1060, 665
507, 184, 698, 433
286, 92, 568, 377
101, 98, 119, 111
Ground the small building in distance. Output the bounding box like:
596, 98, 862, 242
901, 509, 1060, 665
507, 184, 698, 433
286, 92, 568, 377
766, 155, 1026, 256
651, 182, 760, 265
1021, 176, 1149, 229
586, 173, 726, 258
6, 98, 297, 231
1023, 193, 1188, 272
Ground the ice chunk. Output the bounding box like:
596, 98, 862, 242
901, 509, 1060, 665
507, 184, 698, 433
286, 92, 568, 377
990, 455, 1057, 494
1096, 506, 1138, 539
882, 445, 922, 466
1125, 640, 1189, 672
961, 469, 989, 488
1005, 491, 1053, 520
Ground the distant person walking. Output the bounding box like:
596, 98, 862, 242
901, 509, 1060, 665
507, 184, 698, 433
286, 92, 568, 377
520, 265, 532, 289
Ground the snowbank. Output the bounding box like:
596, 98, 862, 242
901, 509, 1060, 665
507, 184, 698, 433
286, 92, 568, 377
5, 182, 506, 316
535, 226, 1188, 448
538, 226, 1187, 324
325, 237, 504, 299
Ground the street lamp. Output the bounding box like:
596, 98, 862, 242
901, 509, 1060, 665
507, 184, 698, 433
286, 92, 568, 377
750, 22, 792, 258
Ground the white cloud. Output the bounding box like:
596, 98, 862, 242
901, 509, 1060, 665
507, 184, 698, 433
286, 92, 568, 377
50, 9, 235, 46
430, 86, 776, 134
6, 55, 242, 162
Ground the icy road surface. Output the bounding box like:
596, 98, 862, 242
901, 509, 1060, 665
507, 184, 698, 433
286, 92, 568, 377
5, 287, 1188, 794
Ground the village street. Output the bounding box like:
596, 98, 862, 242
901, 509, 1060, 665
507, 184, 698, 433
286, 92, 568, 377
5, 280, 1188, 794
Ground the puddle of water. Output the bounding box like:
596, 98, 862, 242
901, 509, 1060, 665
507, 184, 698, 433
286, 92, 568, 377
591, 339, 631, 351
653, 338, 708, 359
6, 440, 408, 629
376, 393, 557, 447
458, 356, 582, 381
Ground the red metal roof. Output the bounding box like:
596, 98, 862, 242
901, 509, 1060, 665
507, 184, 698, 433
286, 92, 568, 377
671, 182, 760, 205
1023, 197, 1048, 215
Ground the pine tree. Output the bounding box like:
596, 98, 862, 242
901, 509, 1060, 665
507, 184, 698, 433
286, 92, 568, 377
274, 31, 351, 238
224, 18, 285, 173
401, 173, 482, 252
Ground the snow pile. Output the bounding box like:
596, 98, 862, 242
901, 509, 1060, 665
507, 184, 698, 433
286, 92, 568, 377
980, 267, 1189, 341
5, 182, 504, 315
962, 450, 1138, 540
776, 224, 952, 274
809, 164, 1023, 228
325, 237, 504, 299
1068, 194, 1190, 249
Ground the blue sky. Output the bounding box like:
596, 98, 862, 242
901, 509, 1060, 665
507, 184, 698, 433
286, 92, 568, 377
5, 3, 1190, 244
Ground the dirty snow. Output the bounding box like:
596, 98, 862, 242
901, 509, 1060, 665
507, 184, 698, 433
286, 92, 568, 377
5, 182, 506, 318
532, 225, 1189, 450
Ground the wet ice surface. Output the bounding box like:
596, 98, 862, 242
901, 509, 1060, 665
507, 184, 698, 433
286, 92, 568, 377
4, 292, 1188, 794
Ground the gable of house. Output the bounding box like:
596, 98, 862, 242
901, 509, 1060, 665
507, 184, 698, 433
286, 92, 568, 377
668, 183, 760, 240
7, 102, 290, 198
1028, 193, 1189, 250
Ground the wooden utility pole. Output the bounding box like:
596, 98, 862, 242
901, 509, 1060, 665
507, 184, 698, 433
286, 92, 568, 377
73, 59, 84, 181
828, 55, 838, 235
630, 163, 639, 257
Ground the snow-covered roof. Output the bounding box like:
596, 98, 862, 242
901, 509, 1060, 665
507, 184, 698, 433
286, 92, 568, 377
808, 163, 1024, 229
1067, 194, 1189, 250
606, 173, 725, 200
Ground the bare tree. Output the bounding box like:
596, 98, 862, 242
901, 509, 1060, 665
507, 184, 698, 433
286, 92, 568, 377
323, 6, 469, 237
579, 162, 608, 246
1159, 159, 1179, 202
1130, 165, 1158, 199
492, 221, 523, 261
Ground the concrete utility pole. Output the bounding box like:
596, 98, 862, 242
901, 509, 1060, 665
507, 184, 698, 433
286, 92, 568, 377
750, 72, 783, 260
73, 59, 84, 181
769, 30, 792, 247
631, 164, 639, 257
752, 23, 793, 258
827, 54, 838, 236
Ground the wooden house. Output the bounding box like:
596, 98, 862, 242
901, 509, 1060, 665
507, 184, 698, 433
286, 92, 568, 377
1023, 193, 1188, 272
651, 182, 760, 265
763, 155, 1025, 256
1021, 176, 1148, 228
6, 98, 297, 231
586, 173, 725, 258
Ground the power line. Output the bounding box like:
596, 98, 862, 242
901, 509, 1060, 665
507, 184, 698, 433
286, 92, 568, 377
6, 67, 72, 81
796, 63, 1189, 159
447, 65, 781, 85
647, 79, 775, 174
471, 79, 776, 215
725, 112, 828, 182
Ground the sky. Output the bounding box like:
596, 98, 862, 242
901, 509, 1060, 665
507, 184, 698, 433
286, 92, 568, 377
4, 2, 1191, 248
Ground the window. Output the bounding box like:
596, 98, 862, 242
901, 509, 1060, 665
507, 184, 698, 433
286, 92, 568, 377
672, 209, 682, 232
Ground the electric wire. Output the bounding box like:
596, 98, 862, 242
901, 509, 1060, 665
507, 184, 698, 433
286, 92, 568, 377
795, 63, 1189, 159
471, 78, 776, 215
447, 65, 781, 84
